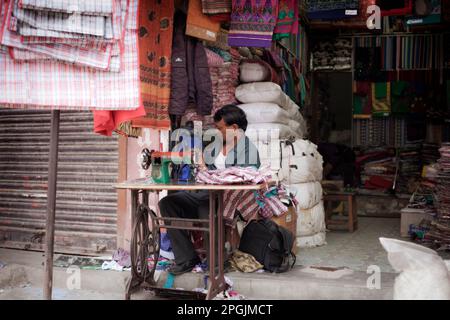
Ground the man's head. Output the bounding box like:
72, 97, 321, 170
213, 104, 248, 143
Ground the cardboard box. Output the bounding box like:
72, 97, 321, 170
400, 209, 431, 237
271, 206, 297, 236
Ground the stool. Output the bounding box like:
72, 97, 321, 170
324, 192, 358, 232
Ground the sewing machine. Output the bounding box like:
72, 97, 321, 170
140, 149, 196, 184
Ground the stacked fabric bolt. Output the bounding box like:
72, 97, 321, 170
3, 0, 125, 71
0, 0, 141, 111
280, 139, 326, 248
312, 38, 352, 71
436, 143, 450, 221
357, 148, 396, 191
396, 145, 422, 194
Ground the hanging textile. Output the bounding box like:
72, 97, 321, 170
273, 0, 298, 40
129, 0, 175, 130
0, 0, 140, 111
168, 8, 213, 119
186, 0, 220, 42
228, 0, 279, 48
371, 82, 391, 117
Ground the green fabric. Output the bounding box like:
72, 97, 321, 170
353, 96, 364, 115
374, 82, 388, 99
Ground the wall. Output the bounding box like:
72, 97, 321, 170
116, 128, 161, 250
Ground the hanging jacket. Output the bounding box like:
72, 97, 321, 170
169, 9, 213, 117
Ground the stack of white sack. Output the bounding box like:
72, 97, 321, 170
235, 82, 307, 140
280, 140, 326, 248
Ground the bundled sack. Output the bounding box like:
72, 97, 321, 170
239, 102, 291, 125
239, 219, 296, 273
280, 140, 324, 184
239, 59, 276, 83
247, 123, 299, 141
296, 201, 326, 237
379, 238, 450, 300
235, 82, 303, 121
296, 231, 327, 249
288, 182, 323, 210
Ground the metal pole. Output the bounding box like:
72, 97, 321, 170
43, 110, 60, 300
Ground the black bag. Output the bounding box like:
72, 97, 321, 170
238, 219, 296, 273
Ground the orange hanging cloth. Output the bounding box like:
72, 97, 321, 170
131, 0, 174, 130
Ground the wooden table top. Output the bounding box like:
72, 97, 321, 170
115, 178, 271, 191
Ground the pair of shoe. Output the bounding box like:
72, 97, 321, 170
168, 257, 200, 275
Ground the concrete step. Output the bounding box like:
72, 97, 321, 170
0, 248, 395, 300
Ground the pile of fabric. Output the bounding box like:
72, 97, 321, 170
356, 148, 396, 191
396, 145, 422, 194
312, 38, 352, 71
196, 166, 290, 225
436, 143, 450, 221
280, 140, 326, 248
0, 0, 140, 113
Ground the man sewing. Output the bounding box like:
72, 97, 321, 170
159, 104, 260, 275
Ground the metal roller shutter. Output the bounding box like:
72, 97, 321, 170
0, 109, 118, 255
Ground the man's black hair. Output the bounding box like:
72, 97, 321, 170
213, 104, 248, 131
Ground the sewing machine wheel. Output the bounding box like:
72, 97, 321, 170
130, 204, 160, 284
140, 148, 152, 170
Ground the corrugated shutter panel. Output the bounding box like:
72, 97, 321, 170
0, 109, 118, 255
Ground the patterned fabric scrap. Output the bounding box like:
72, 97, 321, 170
201, 0, 232, 14
228, 0, 279, 48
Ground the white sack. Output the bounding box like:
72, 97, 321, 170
288, 182, 323, 210
247, 123, 299, 141
296, 232, 327, 248
280, 139, 324, 184
239, 102, 291, 125
296, 201, 326, 237
239, 61, 270, 83
235, 82, 303, 121
379, 238, 450, 300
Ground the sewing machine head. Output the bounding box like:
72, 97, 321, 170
140, 149, 196, 184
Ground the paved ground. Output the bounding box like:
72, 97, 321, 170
297, 217, 403, 273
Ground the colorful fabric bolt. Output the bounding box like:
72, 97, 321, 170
201, 0, 232, 14
228, 0, 279, 48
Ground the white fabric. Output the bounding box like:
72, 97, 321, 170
296, 232, 327, 248
235, 82, 303, 121
214, 152, 227, 170
288, 119, 307, 139
296, 201, 326, 237
247, 123, 299, 141
288, 182, 323, 210
279, 139, 323, 184
239, 61, 270, 83
379, 238, 450, 300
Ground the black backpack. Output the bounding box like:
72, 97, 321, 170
238, 219, 296, 273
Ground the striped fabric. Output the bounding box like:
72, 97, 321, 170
13, 1, 110, 37
0, 0, 140, 111
196, 166, 272, 185
19, 0, 114, 16
9, 46, 52, 60
196, 167, 287, 224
